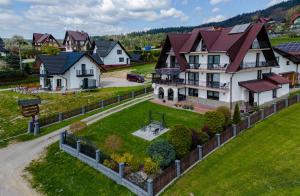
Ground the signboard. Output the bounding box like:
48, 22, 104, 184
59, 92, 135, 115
18, 99, 41, 118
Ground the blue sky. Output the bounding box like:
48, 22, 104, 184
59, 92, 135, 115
0, 0, 287, 39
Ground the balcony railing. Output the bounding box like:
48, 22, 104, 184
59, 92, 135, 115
251, 41, 270, 49
76, 69, 94, 77
152, 78, 184, 86
205, 81, 229, 89
188, 63, 228, 71
240, 61, 276, 69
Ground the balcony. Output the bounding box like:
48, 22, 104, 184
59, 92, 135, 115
205, 81, 229, 89
76, 69, 94, 77
251, 41, 270, 49
188, 63, 228, 71
152, 78, 184, 86
240, 61, 276, 69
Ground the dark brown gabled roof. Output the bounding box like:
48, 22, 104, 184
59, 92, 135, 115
239, 79, 280, 93
33, 33, 60, 46
263, 72, 290, 84
63, 30, 90, 43
156, 23, 277, 73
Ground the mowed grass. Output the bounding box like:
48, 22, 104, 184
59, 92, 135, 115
0, 86, 148, 140
271, 35, 300, 46
164, 103, 300, 196
25, 143, 133, 196
78, 101, 203, 163
130, 63, 155, 77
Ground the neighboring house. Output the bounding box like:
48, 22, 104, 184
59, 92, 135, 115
0, 37, 8, 57
32, 33, 61, 50
63, 30, 92, 52
152, 23, 290, 109
290, 13, 300, 31
273, 42, 300, 87
92, 40, 130, 69
37, 52, 104, 91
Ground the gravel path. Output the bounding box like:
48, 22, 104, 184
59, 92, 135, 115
0, 94, 152, 196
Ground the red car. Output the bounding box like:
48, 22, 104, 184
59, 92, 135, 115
127, 73, 145, 83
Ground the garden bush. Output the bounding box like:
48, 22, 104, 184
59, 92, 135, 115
233, 104, 241, 124
143, 158, 159, 175
167, 125, 192, 158
104, 135, 123, 153
103, 159, 118, 170
190, 128, 209, 148
147, 139, 176, 168
203, 111, 225, 134
201, 124, 214, 137
69, 121, 87, 133
216, 106, 232, 127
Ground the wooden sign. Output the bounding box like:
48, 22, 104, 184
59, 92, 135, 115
18, 99, 41, 118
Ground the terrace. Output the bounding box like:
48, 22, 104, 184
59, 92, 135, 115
240, 60, 277, 69
188, 63, 228, 71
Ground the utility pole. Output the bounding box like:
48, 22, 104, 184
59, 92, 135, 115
18, 42, 23, 74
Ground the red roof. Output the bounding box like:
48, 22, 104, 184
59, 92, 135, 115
264, 73, 290, 84
66, 30, 89, 41
156, 23, 276, 73
291, 13, 300, 24
239, 79, 279, 93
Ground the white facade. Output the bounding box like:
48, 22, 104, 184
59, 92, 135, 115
40, 56, 101, 91
273, 51, 299, 74
93, 43, 130, 65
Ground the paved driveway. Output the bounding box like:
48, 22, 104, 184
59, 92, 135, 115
100, 77, 146, 88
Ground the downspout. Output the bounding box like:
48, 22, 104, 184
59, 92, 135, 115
257, 93, 260, 108
230, 73, 234, 110
297, 64, 299, 86
59, 75, 68, 90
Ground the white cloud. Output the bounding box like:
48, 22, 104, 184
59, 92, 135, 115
160, 8, 189, 21
212, 7, 220, 13
203, 14, 227, 23
195, 6, 202, 15
0, 0, 10, 5
209, 0, 230, 5
267, 0, 287, 7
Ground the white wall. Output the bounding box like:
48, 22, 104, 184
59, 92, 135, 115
243, 50, 266, 63
95, 43, 130, 65
272, 51, 298, 74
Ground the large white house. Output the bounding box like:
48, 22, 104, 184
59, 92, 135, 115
92, 40, 131, 70
152, 23, 290, 109
38, 52, 104, 91
273, 43, 300, 87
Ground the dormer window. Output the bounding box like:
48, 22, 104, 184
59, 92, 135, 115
117, 49, 122, 54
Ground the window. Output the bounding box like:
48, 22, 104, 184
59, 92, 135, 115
81, 64, 86, 71
208, 55, 220, 67
207, 91, 219, 100
188, 72, 199, 85
273, 89, 277, 98
188, 88, 198, 97
276, 56, 280, 63
119, 57, 124, 62
117, 49, 122, 54
257, 70, 262, 79
189, 55, 199, 64
56, 79, 62, 87
207, 73, 220, 87
286, 61, 290, 65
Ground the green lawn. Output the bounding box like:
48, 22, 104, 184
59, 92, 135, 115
130, 63, 155, 77
0, 75, 39, 89
271, 35, 300, 46
77, 101, 203, 163
0, 85, 148, 141
164, 103, 300, 195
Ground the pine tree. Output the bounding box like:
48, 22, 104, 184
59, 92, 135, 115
233, 104, 241, 124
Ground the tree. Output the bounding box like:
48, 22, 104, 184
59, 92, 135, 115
203, 111, 225, 134
167, 125, 192, 158
143, 158, 159, 175
190, 128, 209, 148
147, 139, 176, 168
216, 106, 232, 127
232, 104, 241, 124
41, 45, 60, 55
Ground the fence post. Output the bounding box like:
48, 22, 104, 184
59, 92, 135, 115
216, 133, 221, 146
81, 106, 86, 114
76, 140, 81, 156
132, 91, 135, 98
175, 160, 181, 177
232, 124, 237, 137
118, 95, 120, 103
285, 98, 289, 107
95, 150, 100, 167
59, 131, 64, 149
197, 145, 203, 160
59, 112, 63, 122
34, 122, 40, 136
101, 100, 104, 109
247, 116, 251, 128
28, 120, 34, 133
147, 178, 153, 196
273, 103, 277, 113
119, 162, 125, 179
297, 94, 300, 102
144, 87, 147, 94
260, 109, 264, 120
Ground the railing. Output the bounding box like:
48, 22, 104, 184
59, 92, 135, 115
76, 69, 94, 77
240, 61, 276, 69
152, 78, 185, 86
251, 41, 270, 49
188, 63, 228, 71
205, 81, 229, 89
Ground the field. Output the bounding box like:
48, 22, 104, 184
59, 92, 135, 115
0, 85, 148, 141
164, 103, 300, 195
270, 35, 300, 46
104, 63, 155, 79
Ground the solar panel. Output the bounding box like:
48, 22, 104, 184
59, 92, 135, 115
277, 42, 300, 53
229, 23, 251, 34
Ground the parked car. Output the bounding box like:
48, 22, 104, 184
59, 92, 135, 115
127, 73, 145, 83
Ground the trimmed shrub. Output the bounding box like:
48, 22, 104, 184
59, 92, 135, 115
104, 135, 123, 153
147, 139, 176, 168
143, 158, 159, 175
233, 104, 241, 124
103, 159, 118, 170
190, 128, 209, 148
216, 106, 232, 127
69, 121, 87, 133
201, 124, 214, 137
203, 111, 225, 134
167, 125, 192, 158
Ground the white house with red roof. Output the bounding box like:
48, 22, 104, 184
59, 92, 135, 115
63, 30, 92, 52
152, 23, 290, 109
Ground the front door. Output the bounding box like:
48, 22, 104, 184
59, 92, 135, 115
249, 91, 254, 106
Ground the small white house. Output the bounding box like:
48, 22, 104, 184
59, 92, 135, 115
92, 40, 130, 69
38, 52, 104, 91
